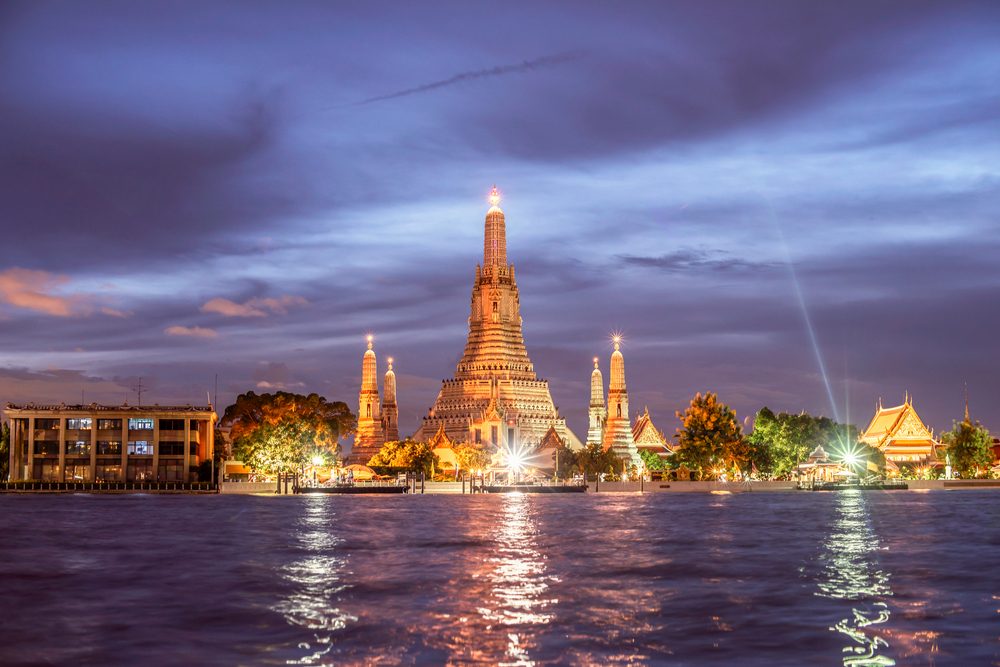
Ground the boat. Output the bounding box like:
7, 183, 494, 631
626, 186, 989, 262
801, 480, 908, 491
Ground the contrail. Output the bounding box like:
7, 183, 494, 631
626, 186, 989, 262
351, 51, 582, 106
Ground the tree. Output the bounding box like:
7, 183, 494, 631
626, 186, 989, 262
0, 421, 8, 481
455, 443, 494, 474
552, 447, 580, 479
673, 392, 744, 479
941, 419, 993, 478
747, 407, 859, 478
223, 392, 354, 475
576, 442, 623, 480
638, 448, 667, 472
369, 439, 438, 475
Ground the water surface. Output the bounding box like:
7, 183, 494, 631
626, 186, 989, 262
1, 490, 997, 666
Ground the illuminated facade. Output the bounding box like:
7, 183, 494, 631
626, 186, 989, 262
5, 403, 216, 482
414, 187, 582, 452
348, 336, 401, 464
586, 358, 607, 446
600, 338, 642, 467
859, 394, 941, 465
631, 407, 672, 462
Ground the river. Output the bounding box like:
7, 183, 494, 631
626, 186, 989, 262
0, 490, 996, 665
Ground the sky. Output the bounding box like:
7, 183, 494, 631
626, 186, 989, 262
1, 0, 999, 445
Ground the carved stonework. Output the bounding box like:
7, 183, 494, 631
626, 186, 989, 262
414, 192, 582, 451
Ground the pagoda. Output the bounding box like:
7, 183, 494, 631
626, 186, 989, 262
347, 335, 401, 464
600, 336, 642, 468
414, 187, 582, 451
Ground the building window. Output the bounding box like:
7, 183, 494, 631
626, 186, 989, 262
366, 404, 371, 418
159, 419, 185, 431
33, 440, 60, 456
67, 418, 92, 430
32, 461, 61, 481
617, 403, 622, 418
98, 441, 122, 455
97, 419, 122, 430
128, 441, 153, 455
127, 460, 154, 481
508, 428, 515, 445
491, 426, 498, 445
35, 419, 60, 430
158, 460, 185, 481
128, 418, 154, 430
66, 440, 91, 456
475, 429, 482, 444
159, 441, 185, 456
64, 462, 92, 482
95, 462, 122, 482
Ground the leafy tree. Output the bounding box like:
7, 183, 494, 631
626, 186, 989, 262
941, 419, 993, 478
369, 439, 438, 475
223, 392, 353, 475
551, 446, 580, 479
673, 392, 744, 479
0, 421, 9, 481
455, 442, 495, 473
576, 442, 623, 480
638, 448, 668, 472
747, 407, 859, 478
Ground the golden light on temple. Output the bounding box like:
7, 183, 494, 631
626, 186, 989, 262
488, 184, 501, 208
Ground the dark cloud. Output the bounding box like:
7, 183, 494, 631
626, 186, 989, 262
351, 52, 583, 106
619, 249, 778, 273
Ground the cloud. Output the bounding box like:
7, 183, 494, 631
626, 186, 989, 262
352, 51, 583, 105
0, 268, 82, 316
255, 380, 305, 390
164, 325, 218, 339
201, 295, 307, 317
619, 250, 778, 273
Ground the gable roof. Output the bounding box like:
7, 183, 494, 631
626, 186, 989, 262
860, 398, 936, 448
632, 407, 672, 453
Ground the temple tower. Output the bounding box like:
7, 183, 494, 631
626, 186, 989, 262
601, 336, 641, 467
350, 335, 384, 464
382, 357, 399, 442
415, 187, 582, 451
586, 357, 606, 446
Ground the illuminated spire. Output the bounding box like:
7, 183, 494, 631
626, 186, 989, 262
361, 335, 378, 392
382, 356, 399, 442
484, 184, 507, 266
609, 334, 625, 392
590, 357, 604, 407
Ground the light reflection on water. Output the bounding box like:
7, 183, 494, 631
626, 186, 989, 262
817, 490, 895, 666
275, 496, 355, 665
477, 493, 556, 667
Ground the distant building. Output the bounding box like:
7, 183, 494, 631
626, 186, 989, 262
413, 187, 582, 451
5, 403, 216, 482
859, 394, 941, 465
600, 337, 642, 468
631, 407, 673, 463
346, 336, 400, 465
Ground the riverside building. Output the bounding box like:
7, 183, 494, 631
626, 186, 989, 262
5, 403, 217, 482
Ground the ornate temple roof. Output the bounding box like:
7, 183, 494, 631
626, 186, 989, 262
632, 407, 672, 454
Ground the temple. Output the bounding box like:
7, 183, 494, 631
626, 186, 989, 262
632, 407, 672, 463
600, 336, 642, 467
347, 336, 400, 464
859, 393, 941, 465
414, 187, 582, 452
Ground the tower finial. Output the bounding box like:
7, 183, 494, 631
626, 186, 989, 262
387, 356, 394, 371
366, 334, 373, 350
593, 356, 599, 369
488, 184, 501, 208
611, 332, 622, 352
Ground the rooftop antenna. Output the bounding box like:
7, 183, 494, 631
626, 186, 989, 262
131, 377, 145, 407
964, 381, 970, 422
